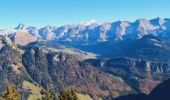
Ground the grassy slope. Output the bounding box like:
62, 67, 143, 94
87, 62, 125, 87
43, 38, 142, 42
22, 80, 42, 100
76, 93, 93, 100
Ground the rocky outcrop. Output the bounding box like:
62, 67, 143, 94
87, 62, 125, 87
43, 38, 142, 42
86, 57, 170, 94
22, 47, 133, 99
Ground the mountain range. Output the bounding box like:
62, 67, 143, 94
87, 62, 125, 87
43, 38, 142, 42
1, 17, 170, 43
0, 18, 170, 100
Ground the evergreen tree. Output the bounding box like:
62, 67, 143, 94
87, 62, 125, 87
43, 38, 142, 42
41, 89, 53, 100
0, 97, 5, 100
2, 85, 20, 100
57, 80, 78, 100
58, 89, 78, 100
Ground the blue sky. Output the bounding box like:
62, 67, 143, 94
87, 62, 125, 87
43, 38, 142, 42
0, 0, 169, 29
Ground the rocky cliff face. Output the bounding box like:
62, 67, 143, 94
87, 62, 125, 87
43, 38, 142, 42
86, 57, 170, 94
22, 47, 133, 99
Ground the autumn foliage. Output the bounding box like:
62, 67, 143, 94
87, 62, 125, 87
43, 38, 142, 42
1, 85, 20, 100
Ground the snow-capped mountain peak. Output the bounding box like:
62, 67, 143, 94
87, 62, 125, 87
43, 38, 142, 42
0, 18, 170, 43
150, 17, 165, 26
83, 19, 99, 26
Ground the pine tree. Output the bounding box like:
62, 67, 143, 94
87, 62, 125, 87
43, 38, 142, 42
57, 80, 78, 100
58, 89, 78, 100
41, 89, 53, 100
2, 85, 20, 100
0, 97, 5, 100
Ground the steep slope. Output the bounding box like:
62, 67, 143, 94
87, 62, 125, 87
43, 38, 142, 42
9, 31, 38, 46
146, 78, 170, 100
119, 35, 170, 62
0, 35, 134, 99
114, 93, 146, 100
22, 47, 133, 99
0, 35, 39, 99
114, 78, 170, 100
74, 34, 170, 61
86, 57, 170, 94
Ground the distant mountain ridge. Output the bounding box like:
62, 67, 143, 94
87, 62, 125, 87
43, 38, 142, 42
1, 17, 170, 43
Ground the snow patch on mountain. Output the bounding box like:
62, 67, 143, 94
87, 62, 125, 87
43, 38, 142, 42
82, 19, 99, 26
0, 18, 170, 43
